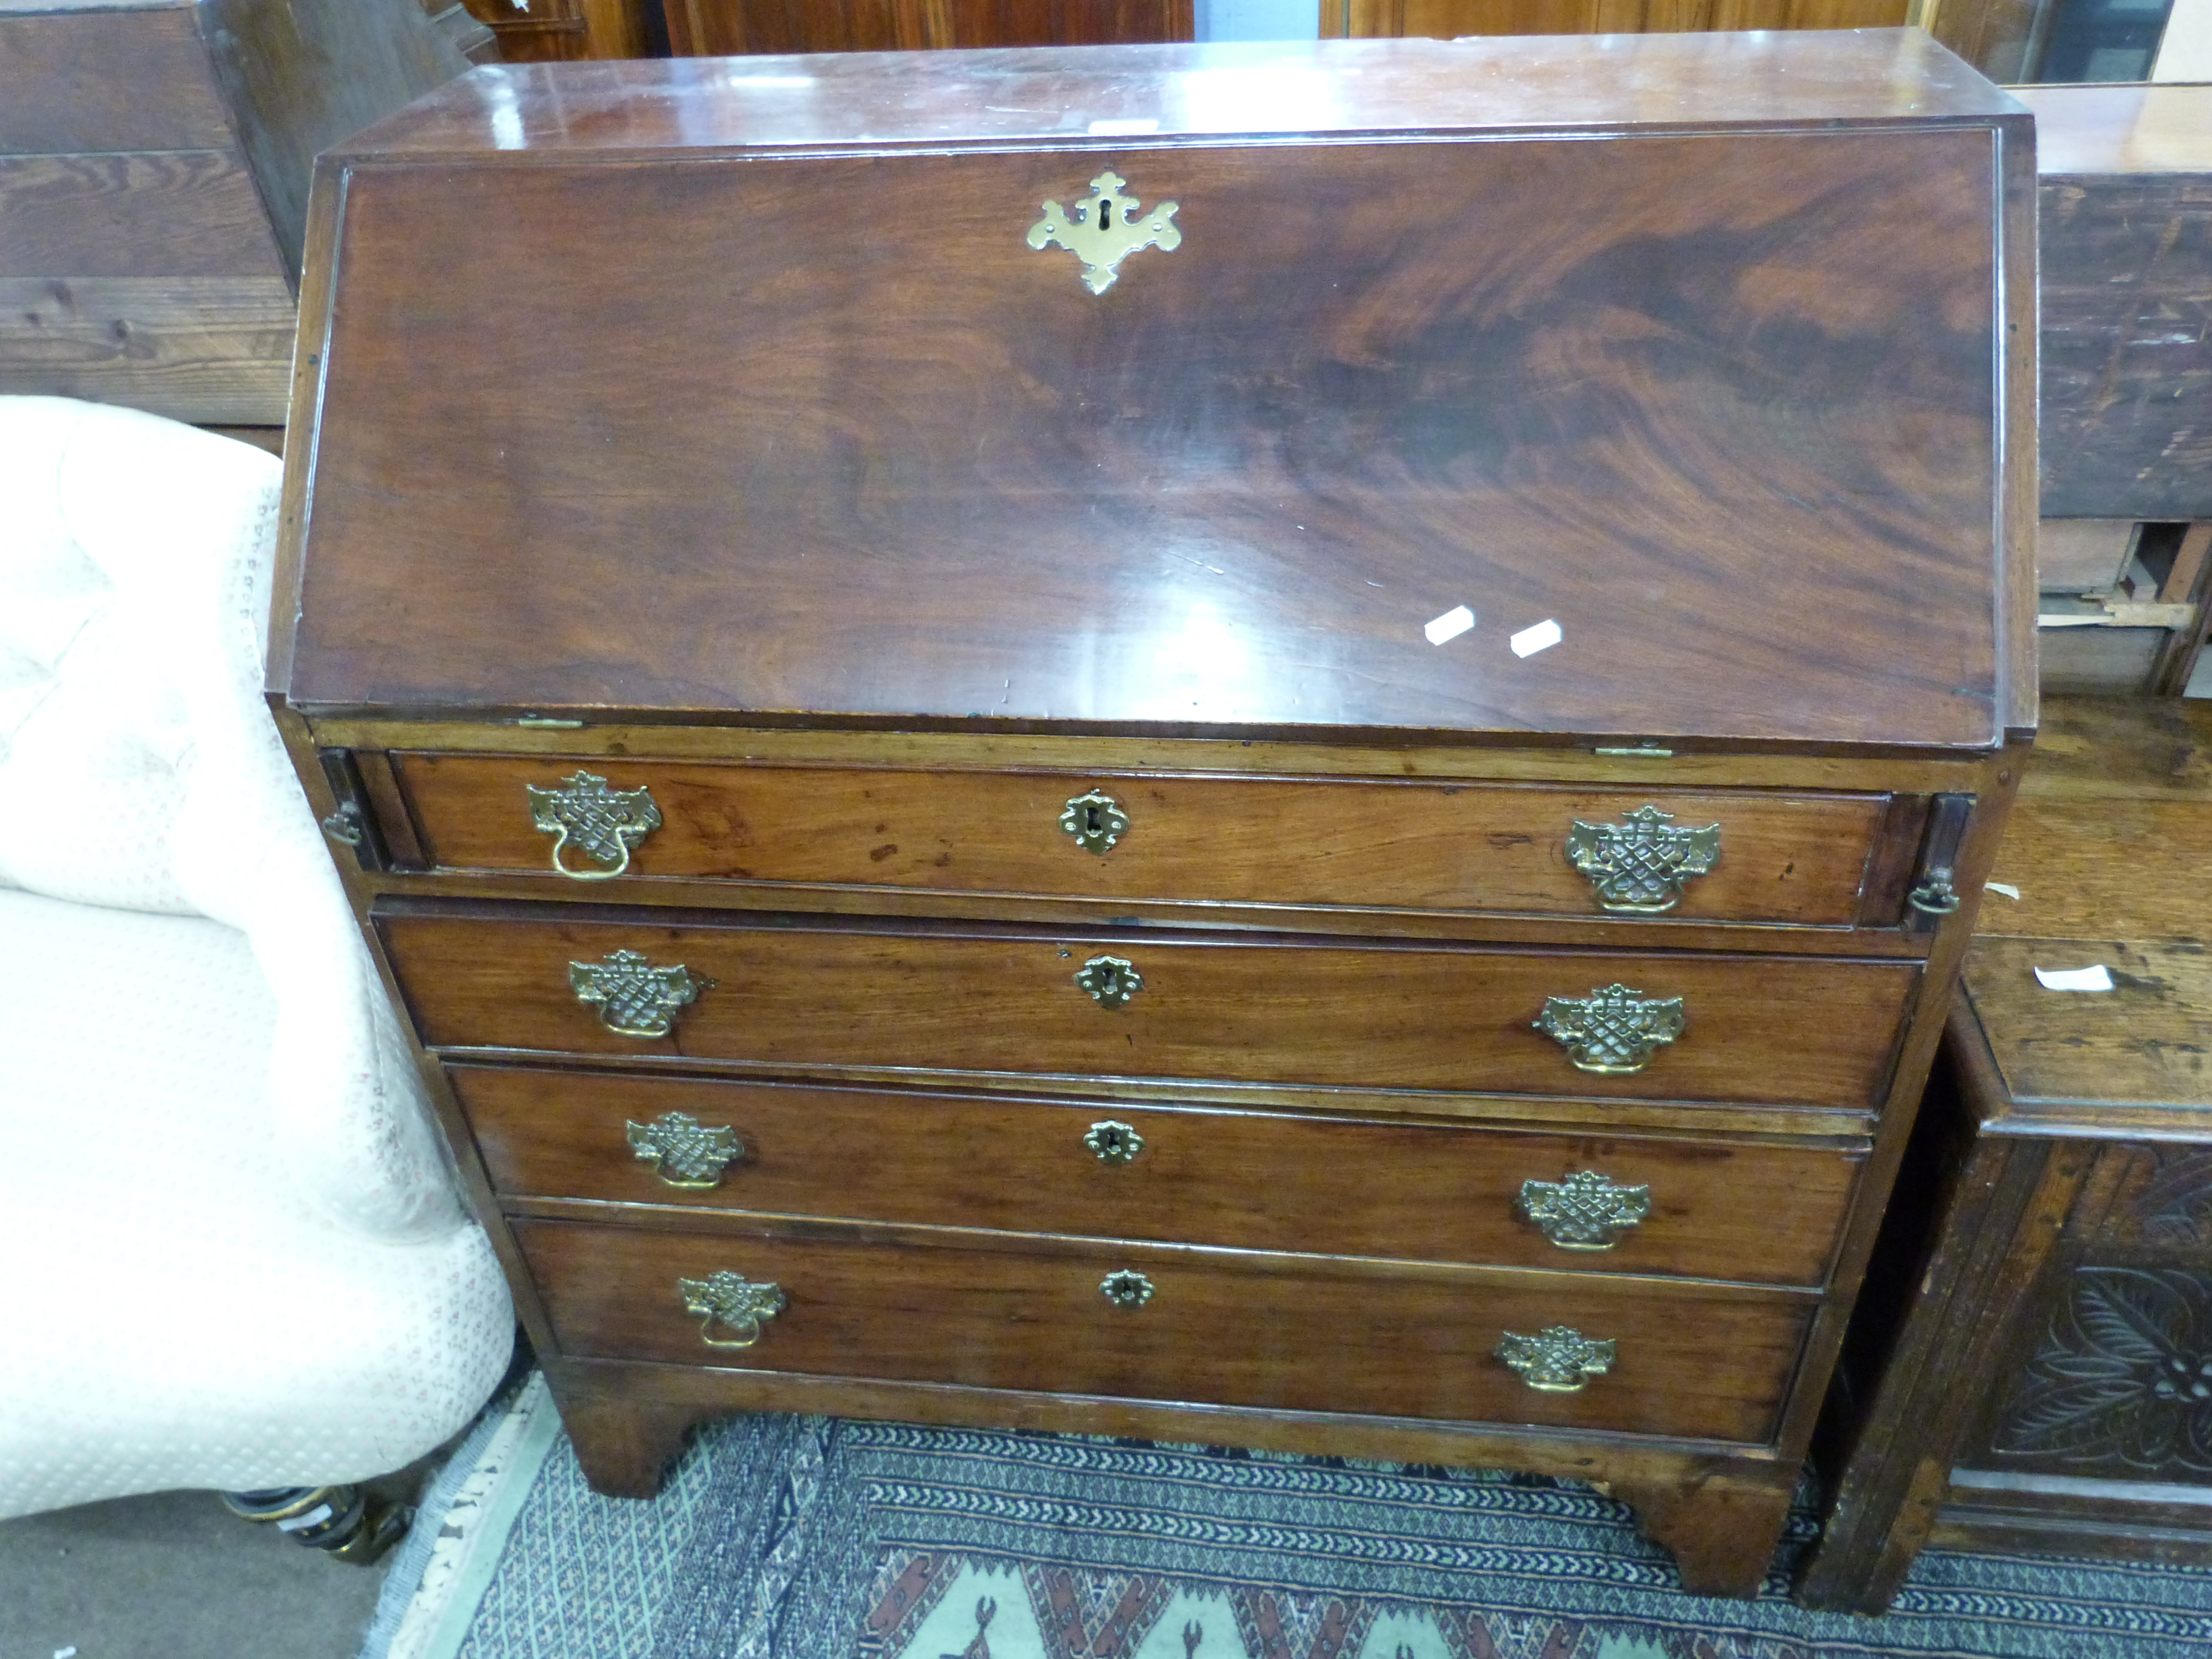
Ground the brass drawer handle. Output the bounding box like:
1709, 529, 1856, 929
1059, 789, 1129, 854
677, 1271, 785, 1349
1027, 171, 1180, 294
1100, 1269, 1155, 1309
527, 770, 662, 880
1534, 983, 1684, 1074
1084, 1120, 1145, 1165
1497, 1324, 1616, 1393
1074, 954, 1143, 1008
627, 1111, 744, 1188
1564, 805, 1719, 914
570, 950, 706, 1039
1517, 1171, 1652, 1250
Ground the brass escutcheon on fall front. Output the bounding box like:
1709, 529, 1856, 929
1517, 1170, 1653, 1250
1534, 983, 1685, 1074
1074, 954, 1144, 1008
569, 950, 705, 1039
1496, 1324, 1618, 1392
526, 770, 662, 879
627, 1110, 744, 1188
676, 1270, 786, 1348
1564, 805, 1720, 913
1027, 171, 1181, 294
1084, 1120, 1145, 1165
1059, 789, 1130, 854
1100, 1269, 1155, 1308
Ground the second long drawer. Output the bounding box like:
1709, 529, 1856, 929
382, 905, 1919, 1108
460, 1066, 1864, 1287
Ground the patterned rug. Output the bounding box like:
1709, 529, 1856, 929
361, 1377, 2212, 1659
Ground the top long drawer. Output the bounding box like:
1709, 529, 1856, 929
387, 755, 1887, 926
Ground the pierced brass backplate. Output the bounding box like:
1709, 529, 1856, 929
527, 770, 662, 879
1496, 1324, 1617, 1392
1060, 789, 1130, 855
627, 1111, 744, 1188
1100, 1269, 1155, 1309
1563, 805, 1719, 913
1027, 171, 1181, 294
1084, 1120, 1145, 1165
1533, 983, 1684, 1074
570, 950, 705, 1039
676, 1270, 786, 1348
1074, 954, 1144, 1008
1517, 1170, 1652, 1250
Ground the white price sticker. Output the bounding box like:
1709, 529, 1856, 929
1510, 619, 1562, 658
1424, 605, 1475, 645
2034, 964, 2114, 992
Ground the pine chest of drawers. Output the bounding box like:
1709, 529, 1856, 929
271, 30, 2036, 1597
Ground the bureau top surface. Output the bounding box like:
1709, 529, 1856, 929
276, 32, 2032, 749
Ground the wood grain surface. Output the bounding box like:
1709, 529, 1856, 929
2023, 85, 2212, 521
327, 31, 2021, 156
285, 38, 2023, 749
513, 1214, 1811, 1444
1961, 941, 2212, 1126
0, 153, 286, 279
0, 7, 236, 155
378, 905, 1918, 1108
1328, 0, 1906, 33
1978, 699, 2212, 943
664, 0, 1190, 54
393, 754, 1886, 926
0, 275, 294, 422
456, 1065, 1865, 1285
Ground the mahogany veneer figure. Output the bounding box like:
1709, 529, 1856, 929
269, 32, 2035, 1598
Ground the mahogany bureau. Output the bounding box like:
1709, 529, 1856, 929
269, 31, 2036, 1597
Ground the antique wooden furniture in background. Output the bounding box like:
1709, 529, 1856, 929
456, 0, 658, 61
1322, 1, 1912, 37
2017, 86, 2211, 696
656, 0, 1189, 55
1802, 698, 2212, 1608
270, 32, 2034, 1598
0, 0, 469, 426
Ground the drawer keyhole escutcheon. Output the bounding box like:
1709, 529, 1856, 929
526, 770, 662, 879
627, 1111, 744, 1188
1100, 1269, 1155, 1309
1074, 954, 1144, 1008
1084, 1120, 1145, 1165
1496, 1325, 1616, 1392
570, 950, 706, 1039
677, 1270, 786, 1349
1026, 171, 1181, 294
1059, 789, 1130, 854
1517, 1171, 1652, 1249
1564, 805, 1720, 913
1534, 983, 1684, 1073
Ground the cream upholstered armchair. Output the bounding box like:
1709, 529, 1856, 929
0, 398, 512, 1534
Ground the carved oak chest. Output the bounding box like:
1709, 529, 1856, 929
1802, 699, 2212, 1608
271, 30, 2035, 1596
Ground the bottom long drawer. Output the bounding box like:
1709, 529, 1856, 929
514, 1218, 1812, 1446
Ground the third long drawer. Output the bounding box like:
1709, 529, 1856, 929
461, 1065, 1865, 1287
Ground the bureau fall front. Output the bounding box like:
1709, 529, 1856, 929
271, 30, 2037, 1596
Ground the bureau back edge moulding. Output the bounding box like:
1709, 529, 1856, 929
270, 30, 2036, 1598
